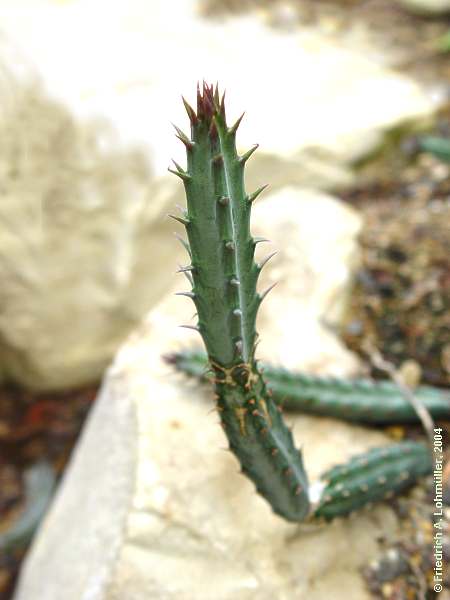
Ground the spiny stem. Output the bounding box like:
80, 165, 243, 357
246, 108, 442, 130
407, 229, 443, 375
165, 348, 450, 424
171, 83, 310, 521
170, 83, 434, 524
313, 441, 432, 521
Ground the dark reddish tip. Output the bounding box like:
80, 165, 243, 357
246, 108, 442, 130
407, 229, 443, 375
196, 82, 202, 115
213, 82, 220, 106
182, 96, 198, 125
189, 81, 225, 126
220, 90, 226, 119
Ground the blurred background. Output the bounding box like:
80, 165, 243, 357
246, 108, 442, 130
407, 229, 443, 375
0, 1, 449, 598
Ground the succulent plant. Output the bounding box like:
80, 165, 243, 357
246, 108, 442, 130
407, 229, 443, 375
313, 441, 432, 521
166, 348, 450, 424
170, 82, 310, 522
420, 136, 450, 163
170, 83, 433, 523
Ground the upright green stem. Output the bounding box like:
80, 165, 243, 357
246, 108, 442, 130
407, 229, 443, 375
171, 83, 310, 521
170, 83, 433, 524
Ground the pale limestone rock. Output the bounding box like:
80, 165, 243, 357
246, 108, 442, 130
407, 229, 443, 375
395, 0, 450, 14
0, 0, 438, 180
252, 188, 362, 375
15, 188, 400, 600
0, 77, 184, 390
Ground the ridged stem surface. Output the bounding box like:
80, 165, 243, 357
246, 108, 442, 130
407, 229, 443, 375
166, 349, 450, 424
170, 84, 434, 524
171, 84, 310, 521
313, 441, 432, 521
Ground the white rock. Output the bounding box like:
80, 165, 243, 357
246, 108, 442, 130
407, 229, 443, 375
395, 0, 450, 14
0, 77, 184, 389
252, 188, 362, 375
0, 0, 437, 177
14, 188, 400, 600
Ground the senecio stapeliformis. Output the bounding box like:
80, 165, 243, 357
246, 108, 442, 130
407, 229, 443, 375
169, 83, 433, 523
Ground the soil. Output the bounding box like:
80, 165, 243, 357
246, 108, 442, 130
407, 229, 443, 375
341, 151, 450, 388
200, 0, 450, 76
